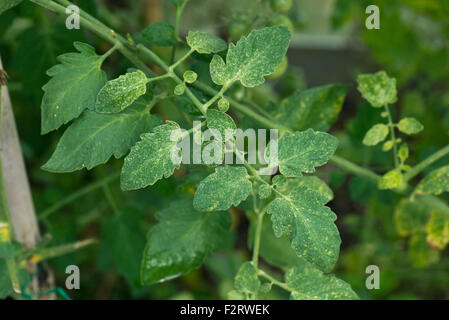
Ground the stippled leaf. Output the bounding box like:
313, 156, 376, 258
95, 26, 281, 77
96, 70, 148, 113
378, 169, 404, 190
426, 211, 449, 250
194, 166, 252, 211
206, 109, 236, 139
362, 123, 389, 146
285, 264, 358, 300
234, 262, 260, 295
415, 165, 449, 196
394, 199, 428, 236
272, 85, 348, 132
187, 31, 227, 54
141, 198, 232, 284
42, 98, 162, 173
41, 42, 107, 134
397, 117, 424, 135
0, 0, 23, 15
120, 121, 181, 191
272, 129, 338, 177
357, 71, 397, 107
277, 176, 334, 203
210, 26, 291, 87
137, 22, 177, 47
267, 186, 341, 272
408, 232, 439, 268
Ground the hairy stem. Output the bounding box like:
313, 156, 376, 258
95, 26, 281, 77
404, 144, 449, 182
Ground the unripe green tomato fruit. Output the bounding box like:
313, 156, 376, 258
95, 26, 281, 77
267, 56, 288, 80
271, 14, 294, 33
270, 0, 292, 13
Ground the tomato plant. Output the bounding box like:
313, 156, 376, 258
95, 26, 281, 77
1, 0, 449, 300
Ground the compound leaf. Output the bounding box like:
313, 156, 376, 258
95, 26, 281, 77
397, 117, 424, 135
194, 166, 252, 211
362, 123, 389, 146
96, 70, 148, 114
141, 198, 232, 284
187, 31, 227, 54
42, 98, 161, 173
285, 264, 358, 300
357, 71, 397, 107
273, 129, 338, 177
41, 42, 107, 134
120, 121, 181, 191
210, 26, 291, 87
272, 85, 348, 132
415, 165, 449, 196
267, 186, 341, 272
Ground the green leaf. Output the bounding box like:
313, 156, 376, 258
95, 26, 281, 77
357, 71, 397, 107
42, 98, 161, 173
206, 109, 236, 139
137, 22, 177, 47
141, 198, 232, 284
273, 129, 338, 177
362, 123, 389, 146
41, 42, 107, 134
186, 31, 227, 54
378, 169, 404, 190
210, 26, 291, 87
120, 121, 181, 191
95, 70, 148, 114
415, 165, 449, 196
234, 262, 260, 295
0, 261, 29, 299
101, 209, 146, 285
408, 232, 439, 268
277, 176, 334, 202
272, 85, 348, 132
398, 143, 409, 163
193, 166, 252, 211
397, 117, 424, 135
394, 199, 428, 237
267, 186, 341, 272
0, 0, 23, 15
426, 211, 449, 250
285, 264, 359, 300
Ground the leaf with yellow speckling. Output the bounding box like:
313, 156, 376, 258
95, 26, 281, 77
378, 168, 404, 190
270, 129, 338, 178
394, 198, 428, 237
141, 198, 232, 284
267, 185, 341, 272
120, 121, 181, 191
408, 231, 439, 268
272, 84, 348, 132
41, 42, 107, 134
426, 210, 449, 250
186, 31, 227, 54
193, 166, 252, 211
285, 263, 359, 300
210, 26, 291, 87
42, 96, 162, 173
414, 165, 449, 196
234, 262, 260, 295
357, 71, 397, 107
362, 123, 389, 146
96, 70, 149, 114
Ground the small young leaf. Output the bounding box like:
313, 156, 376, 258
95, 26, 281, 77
120, 121, 182, 191
397, 117, 424, 135
362, 123, 389, 146
193, 166, 252, 211
137, 22, 177, 47
382, 140, 394, 151
408, 232, 439, 268
394, 199, 428, 237
398, 143, 409, 163
272, 85, 348, 132
272, 175, 287, 187
96, 70, 148, 113
258, 184, 272, 199
426, 211, 449, 250
186, 31, 227, 54
357, 71, 397, 107
267, 186, 341, 272
285, 264, 359, 300
273, 129, 338, 177
415, 165, 449, 196
141, 198, 232, 284
378, 169, 404, 190
174, 83, 186, 96
41, 42, 107, 134
234, 262, 260, 295
210, 26, 291, 87
42, 99, 161, 173
183, 70, 198, 83
217, 98, 230, 112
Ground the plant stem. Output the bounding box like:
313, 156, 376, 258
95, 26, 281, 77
384, 104, 399, 168
102, 184, 120, 217
330, 155, 381, 183
404, 144, 449, 182
257, 269, 291, 292
169, 49, 193, 71
251, 209, 265, 269
38, 172, 120, 220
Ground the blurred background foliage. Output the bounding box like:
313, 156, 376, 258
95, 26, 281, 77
1, 0, 449, 299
